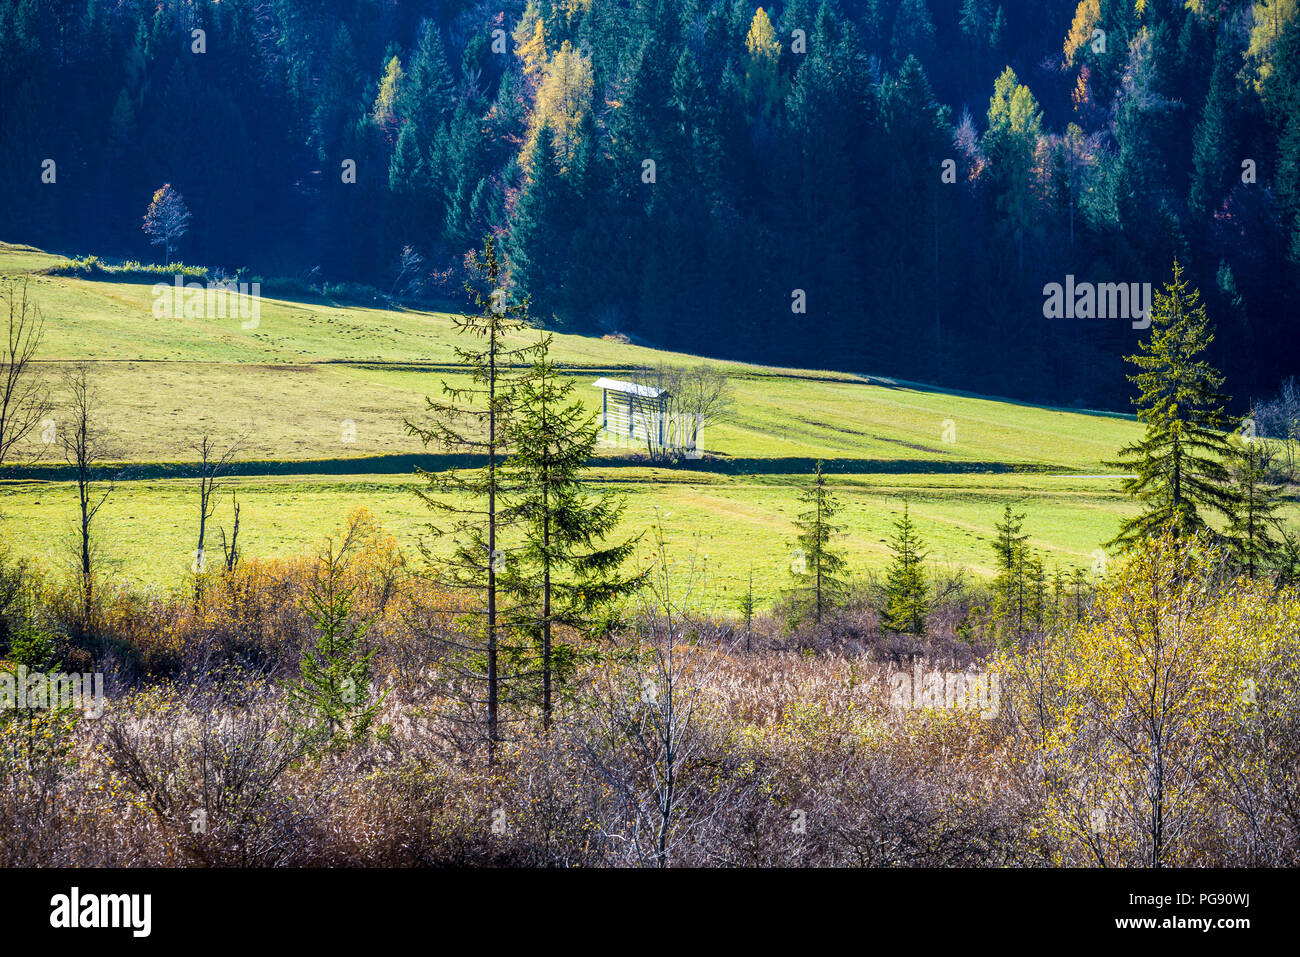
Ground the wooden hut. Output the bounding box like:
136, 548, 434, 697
593, 377, 669, 447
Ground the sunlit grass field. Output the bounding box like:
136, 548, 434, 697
0, 241, 1230, 603
0, 470, 1142, 605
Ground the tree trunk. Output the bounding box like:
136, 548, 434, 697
488, 331, 498, 761
542, 454, 552, 733
196, 481, 209, 599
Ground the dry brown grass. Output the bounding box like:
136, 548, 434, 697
3, 524, 1298, 867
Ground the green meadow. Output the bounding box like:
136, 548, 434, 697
0, 241, 1226, 604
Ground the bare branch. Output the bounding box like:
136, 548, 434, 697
0, 279, 51, 469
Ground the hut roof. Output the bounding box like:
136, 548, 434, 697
592, 377, 668, 399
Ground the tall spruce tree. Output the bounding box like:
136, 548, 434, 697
1189, 39, 1240, 218
404, 237, 542, 758
510, 124, 571, 322
991, 504, 1030, 636
992, 504, 1028, 576
786, 459, 848, 625
881, 502, 929, 635
400, 22, 455, 143
1107, 260, 1237, 550
1226, 433, 1286, 579
499, 336, 642, 731
960, 0, 993, 82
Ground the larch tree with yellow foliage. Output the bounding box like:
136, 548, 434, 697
371, 55, 403, 140
526, 39, 594, 167
982, 67, 1043, 272
513, 1, 549, 90
1248, 0, 1299, 92
1063, 0, 1101, 69
743, 7, 783, 120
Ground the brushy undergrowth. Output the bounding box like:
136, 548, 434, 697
40, 255, 210, 281
1, 519, 1297, 867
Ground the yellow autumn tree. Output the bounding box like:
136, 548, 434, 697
1063, 0, 1101, 68
523, 39, 593, 169
372, 55, 404, 138
997, 531, 1300, 866
984, 67, 1044, 271
514, 1, 548, 85
1248, 0, 1299, 92
744, 7, 783, 117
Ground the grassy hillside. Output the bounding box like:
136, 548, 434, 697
0, 242, 1173, 601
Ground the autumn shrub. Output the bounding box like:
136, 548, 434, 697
995, 531, 1300, 866
0, 545, 33, 653
689, 650, 1032, 867
5, 522, 1300, 867
40, 255, 209, 281
98, 676, 320, 866
773, 572, 987, 666
0, 678, 83, 865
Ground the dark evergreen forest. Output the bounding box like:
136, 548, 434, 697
2, 0, 1297, 410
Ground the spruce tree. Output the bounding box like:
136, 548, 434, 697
510, 124, 570, 322
388, 122, 432, 249
1276, 526, 1300, 588
1050, 566, 1068, 630
312, 23, 363, 164
959, 0, 993, 81
737, 566, 756, 654
399, 22, 455, 143
441, 98, 495, 252
404, 237, 542, 758
1025, 550, 1047, 633
1107, 260, 1237, 551
881, 502, 929, 635
891, 0, 936, 67
992, 504, 1028, 577
499, 336, 641, 731
991, 504, 1029, 636
286, 538, 386, 750
1190, 40, 1239, 218
1226, 434, 1286, 579
1069, 566, 1091, 623
786, 459, 848, 626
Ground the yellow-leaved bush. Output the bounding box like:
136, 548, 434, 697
996, 531, 1300, 866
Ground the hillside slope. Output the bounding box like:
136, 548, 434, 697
0, 243, 1156, 598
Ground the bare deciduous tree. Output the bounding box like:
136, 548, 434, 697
389, 244, 426, 301
58, 363, 114, 635
141, 183, 192, 264
1251, 376, 1300, 480
0, 280, 50, 469
630, 362, 734, 462
219, 492, 242, 574
584, 521, 736, 866
191, 431, 249, 594
102, 678, 315, 866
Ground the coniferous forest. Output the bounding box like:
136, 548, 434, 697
3, 0, 1298, 409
